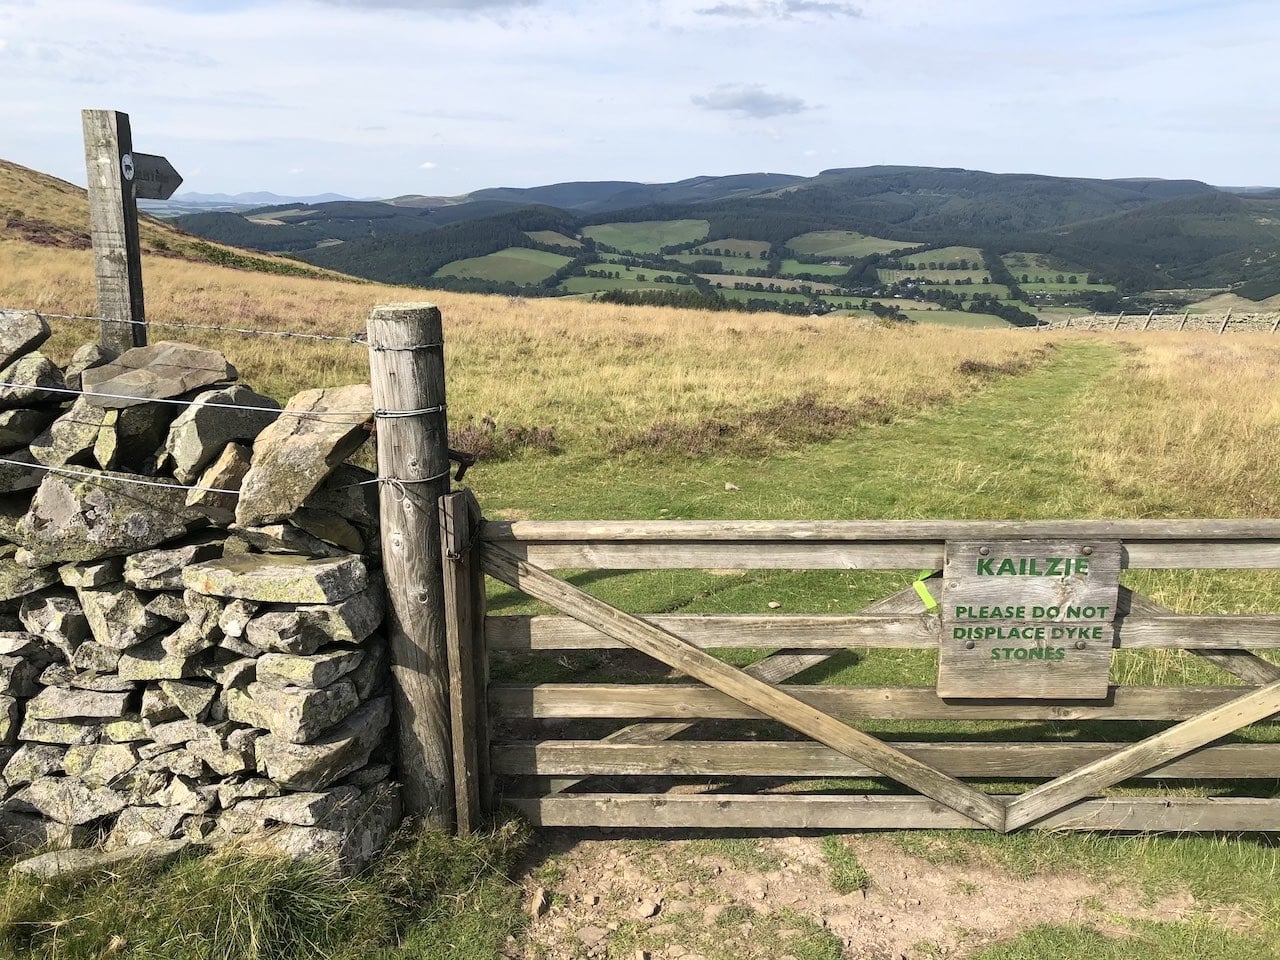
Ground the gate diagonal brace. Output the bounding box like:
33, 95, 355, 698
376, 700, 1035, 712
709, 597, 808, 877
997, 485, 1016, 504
542, 580, 937, 796
480, 542, 1008, 831
1004, 677, 1280, 831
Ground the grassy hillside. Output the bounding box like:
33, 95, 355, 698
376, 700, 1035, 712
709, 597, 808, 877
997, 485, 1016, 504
581, 219, 710, 253
0, 160, 345, 281
786, 230, 908, 257
434, 246, 571, 284
1019, 193, 1280, 298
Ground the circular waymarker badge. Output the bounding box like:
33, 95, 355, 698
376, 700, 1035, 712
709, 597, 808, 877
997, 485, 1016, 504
121, 153, 135, 181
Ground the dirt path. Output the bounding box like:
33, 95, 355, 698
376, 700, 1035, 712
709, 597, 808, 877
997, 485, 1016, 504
514, 834, 1206, 959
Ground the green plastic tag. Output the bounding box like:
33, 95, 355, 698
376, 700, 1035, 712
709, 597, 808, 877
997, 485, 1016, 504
913, 569, 939, 612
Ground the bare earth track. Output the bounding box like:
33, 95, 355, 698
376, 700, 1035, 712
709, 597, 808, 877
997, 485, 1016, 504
514, 835, 1230, 960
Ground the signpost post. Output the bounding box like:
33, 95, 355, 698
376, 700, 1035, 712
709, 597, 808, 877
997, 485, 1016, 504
81, 110, 183, 354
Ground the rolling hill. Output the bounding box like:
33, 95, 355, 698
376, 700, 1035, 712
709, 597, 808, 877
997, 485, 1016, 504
0, 159, 347, 281
47, 155, 1278, 305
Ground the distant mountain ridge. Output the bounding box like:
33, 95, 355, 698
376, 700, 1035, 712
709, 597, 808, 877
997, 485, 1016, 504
154, 162, 1280, 301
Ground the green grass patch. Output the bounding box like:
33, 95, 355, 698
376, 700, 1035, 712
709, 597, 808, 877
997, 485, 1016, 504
433, 247, 570, 284
780, 259, 851, 278
977, 920, 1274, 960
559, 276, 671, 294
900, 245, 985, 267
581, 219, 709, 254
1023, 280, 1116, 292
902, 308, 1012, 328
787, 230, 907, 257
702, 274, 838, 293
820, 837, 872, 894
0, 821, 530, 960
665, 253, 747, 272
718, 287, 810, 304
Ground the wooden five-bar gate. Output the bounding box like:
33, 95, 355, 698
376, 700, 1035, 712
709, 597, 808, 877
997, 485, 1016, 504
437, 497, 1280, 835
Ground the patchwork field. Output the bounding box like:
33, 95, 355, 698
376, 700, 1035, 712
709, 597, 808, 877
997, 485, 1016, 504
700, 273, 840, 293
433, 246, 571, 284
904, 308, 1013, 328
779, 259, 851, 277
665, 253, 749, 272
899, 245, 985, 268
786, 230, 908, 257
581, 219, 709, 253
879, 268, 991, 284
558, 275, 669, 294
718, 287, 809, 305
1003, 251, 1115, 292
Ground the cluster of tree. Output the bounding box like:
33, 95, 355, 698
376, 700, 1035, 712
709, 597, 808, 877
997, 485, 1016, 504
687, 246, 760, 259
298, 207, 580, 284
541, 253, 598, 289
175, 206, 435, 253
731, 281, 816, 295
901, 258, 977, 271
865, 300, 909, 322
1013, 193, 1280, 298
967, 294, 1039, 327
980, 250, 1026, 301
909, 285, 968, 311
594, 288, 820, 316
1019, 273, 1082, 284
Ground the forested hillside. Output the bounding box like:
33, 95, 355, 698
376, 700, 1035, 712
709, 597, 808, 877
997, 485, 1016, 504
156, 162, 1280, 306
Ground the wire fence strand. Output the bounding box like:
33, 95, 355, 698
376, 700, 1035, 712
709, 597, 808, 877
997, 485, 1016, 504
0, 306, 454, 502
0, 456, 447, 498
8, 308, 370, 345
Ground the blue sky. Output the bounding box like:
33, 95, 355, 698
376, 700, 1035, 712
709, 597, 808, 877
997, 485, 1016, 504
1, 0, 1276, 197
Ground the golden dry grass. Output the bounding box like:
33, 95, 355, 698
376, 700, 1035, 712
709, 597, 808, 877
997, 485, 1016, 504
0, 241, 1051, 451
1071, 333, 1280, 516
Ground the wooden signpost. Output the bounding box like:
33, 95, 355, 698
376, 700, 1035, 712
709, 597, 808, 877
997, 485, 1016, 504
81, 110, 183, 354
936, 539, 1121, 699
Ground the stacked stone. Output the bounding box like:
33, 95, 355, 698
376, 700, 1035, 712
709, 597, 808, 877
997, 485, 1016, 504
0, 310, 399, 873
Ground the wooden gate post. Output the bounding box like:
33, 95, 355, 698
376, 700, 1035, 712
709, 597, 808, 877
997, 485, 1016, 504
367, 303, 454, 826
440, 489, 491, 834
82, 109, 147, 353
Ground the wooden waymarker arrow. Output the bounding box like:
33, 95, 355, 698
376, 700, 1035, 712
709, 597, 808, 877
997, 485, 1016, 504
131, 152, 183, 200
481, 541, 1007, 831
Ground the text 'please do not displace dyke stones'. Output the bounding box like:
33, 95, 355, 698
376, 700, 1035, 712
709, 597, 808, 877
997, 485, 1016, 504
936, 540, 1121, 699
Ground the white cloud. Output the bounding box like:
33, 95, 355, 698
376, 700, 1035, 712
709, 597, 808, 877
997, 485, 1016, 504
692, 83, 810, 118
310, 0, 539, 10
696, 1, 862, 20
419, 160, 438, 169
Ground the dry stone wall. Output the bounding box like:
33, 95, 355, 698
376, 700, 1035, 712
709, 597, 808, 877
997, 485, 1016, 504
0, 310, 399, 874
1050, 313, 1280, 332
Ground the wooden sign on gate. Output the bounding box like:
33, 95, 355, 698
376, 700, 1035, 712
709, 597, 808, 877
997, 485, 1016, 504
936, 540, 1121, 699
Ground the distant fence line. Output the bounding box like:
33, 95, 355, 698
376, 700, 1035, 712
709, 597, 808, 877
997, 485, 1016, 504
1037, 310, 1280, 334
